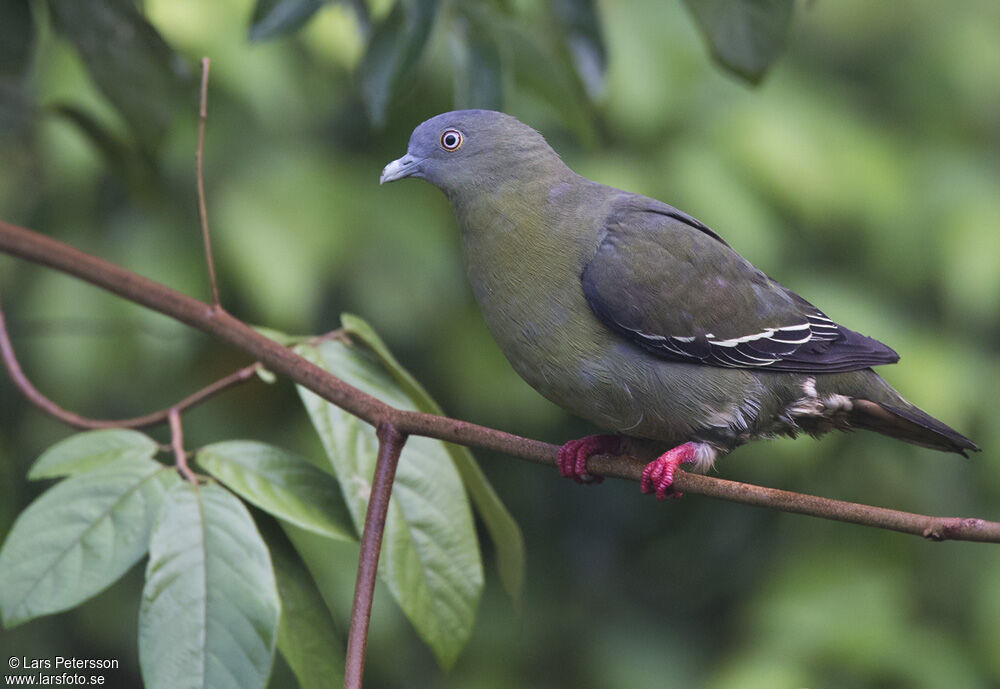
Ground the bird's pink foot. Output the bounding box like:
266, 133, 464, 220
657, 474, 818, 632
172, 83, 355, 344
557, 434, 622, 484
640, 442, 700, 500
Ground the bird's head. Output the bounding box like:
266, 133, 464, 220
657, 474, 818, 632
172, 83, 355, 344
379, 110, 565, 197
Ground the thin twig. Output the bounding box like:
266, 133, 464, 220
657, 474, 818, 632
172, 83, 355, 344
196, 57, 221, 310
1, 220, 998, 543
168, 408, 197, 483
344, 423, 407, 689
0, 292, 259, 429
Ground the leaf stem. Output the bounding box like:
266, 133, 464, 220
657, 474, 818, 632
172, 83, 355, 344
168, 408, 197, 483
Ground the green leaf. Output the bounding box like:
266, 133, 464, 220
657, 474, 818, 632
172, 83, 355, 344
343, 0, 371, 35
249, 0, 327, 41
46, 104, 157, 198
449, 15, 503, 111
29, 428, 158, 480
0, 0, 34, 77
254, 324, 308, 346
197, 441, 355, 542
296, 338, 483, 668
0, 456, 174, 627
448, 452, 524, 605
280, 523, 358, 619
339, 313, 428, 404
139, 482, 280, 689
681, 0, 795, 84
265, 524, 345, 689
552, 0, 607, 100
358, 0, 438, 126
341, 313, 524, 604
464, 4, 595, 143
47, 0, 193, 151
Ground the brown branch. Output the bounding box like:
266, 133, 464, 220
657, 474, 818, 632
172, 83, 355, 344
344, 423, 407, 689
0, 292, 259, 429
168, 407, 197, 483
1, 219, 998, 543
196, 57, 221, 310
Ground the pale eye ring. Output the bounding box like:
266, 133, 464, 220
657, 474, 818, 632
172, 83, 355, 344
440, 129, 463, 151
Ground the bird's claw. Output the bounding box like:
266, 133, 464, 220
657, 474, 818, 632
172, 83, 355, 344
557, 434, 622, 484
640, 442, 698, 500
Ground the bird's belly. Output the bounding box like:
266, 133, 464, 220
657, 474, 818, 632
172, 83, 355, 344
482, 297, 648, 431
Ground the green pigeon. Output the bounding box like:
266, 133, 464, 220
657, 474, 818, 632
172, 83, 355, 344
380, 110, 978, 498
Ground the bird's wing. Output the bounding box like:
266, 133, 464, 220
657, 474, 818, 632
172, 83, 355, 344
581, 199, 899, 373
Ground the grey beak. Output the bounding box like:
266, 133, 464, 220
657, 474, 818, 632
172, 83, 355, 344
379, 155, 423, 184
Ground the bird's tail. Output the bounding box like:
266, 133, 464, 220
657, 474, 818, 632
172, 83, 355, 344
844, 375, 979, 456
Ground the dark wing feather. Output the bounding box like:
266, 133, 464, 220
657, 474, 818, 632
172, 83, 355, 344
582, 199, 899, 374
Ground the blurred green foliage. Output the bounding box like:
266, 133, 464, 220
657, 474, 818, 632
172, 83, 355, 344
1, 0, 999, 688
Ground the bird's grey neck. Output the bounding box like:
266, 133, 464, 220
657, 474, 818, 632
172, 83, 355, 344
444, 151, 573, 209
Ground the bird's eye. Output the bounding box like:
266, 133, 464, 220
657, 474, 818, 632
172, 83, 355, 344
440, 129, 463, 151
